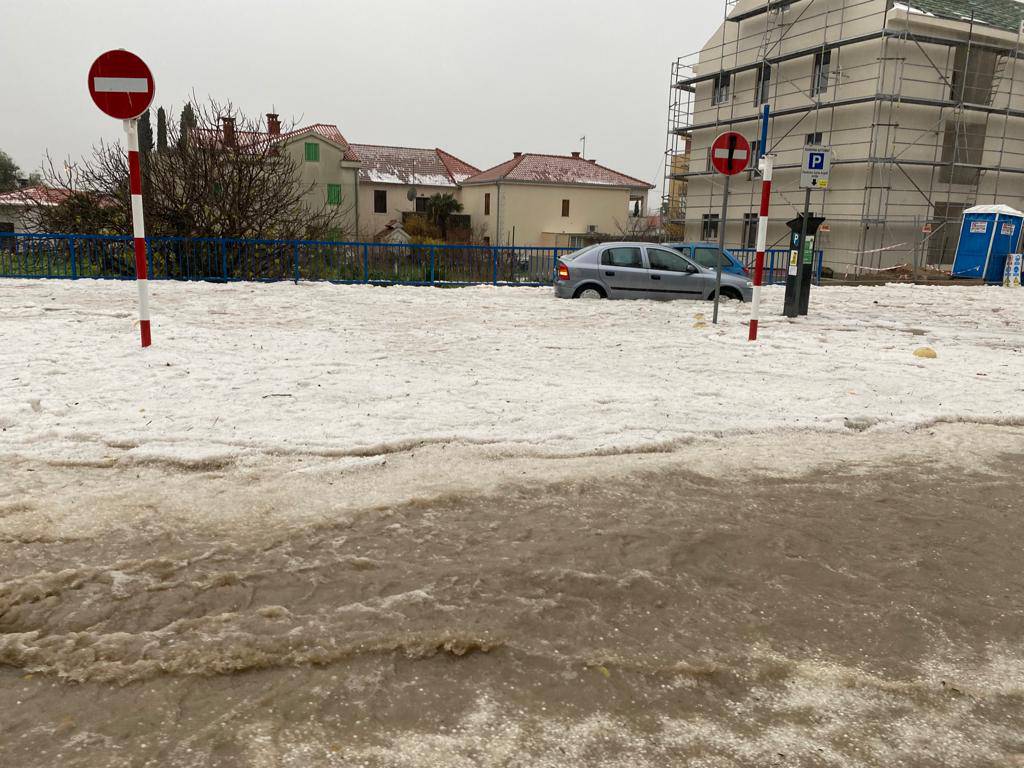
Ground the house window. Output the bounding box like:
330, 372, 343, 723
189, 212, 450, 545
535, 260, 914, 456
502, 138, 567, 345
483, 236, 491, 245
711, 72, 731, 105
374, 189, 387, 214
561, 199, 570, 217
327, 184, 342, 206
940, 118, 984, 185
742, 213, 759, 248
304, 142, 320, 162
415, 196, 428, 213
950, 46, 998, 104
484, 192, 491, 216
811, 50, 831, 97
806, 132, 823, 146
755, 64, 771, 105
701, 213, 720, 241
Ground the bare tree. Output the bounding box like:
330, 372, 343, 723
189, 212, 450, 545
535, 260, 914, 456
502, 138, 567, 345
28, 98, 352, 242
613, 214, 664, 242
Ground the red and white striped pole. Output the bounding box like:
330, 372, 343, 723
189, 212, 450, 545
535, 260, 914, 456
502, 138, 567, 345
748, 153, 774, 342
124, 118, 152, 348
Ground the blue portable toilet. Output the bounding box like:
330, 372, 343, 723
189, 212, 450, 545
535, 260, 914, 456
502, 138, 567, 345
951, 204, 1024, 282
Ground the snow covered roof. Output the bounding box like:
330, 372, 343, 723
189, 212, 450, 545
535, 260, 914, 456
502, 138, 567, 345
463, 153, 654, 190
347, 144, 480, 187
891, 0, 1024, 33
964, 204, 1024, 216
0, 185, 70, 208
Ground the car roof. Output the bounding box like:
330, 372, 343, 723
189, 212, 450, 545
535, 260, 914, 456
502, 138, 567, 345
664, 241, 724, 247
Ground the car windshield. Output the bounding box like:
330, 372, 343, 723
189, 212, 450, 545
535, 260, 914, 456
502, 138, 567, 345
692, 246, 728, 270
665, 244, 692, 258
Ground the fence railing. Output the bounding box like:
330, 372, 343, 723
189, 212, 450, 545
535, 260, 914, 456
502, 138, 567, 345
0, 234, 574, 286
731, 248, 825, 286
0, 234, 824, 287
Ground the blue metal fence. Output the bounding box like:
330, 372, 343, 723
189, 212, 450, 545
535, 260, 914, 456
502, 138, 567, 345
0, 233, 573, 286
0, 234, 825, 287
730, 248, 825, 285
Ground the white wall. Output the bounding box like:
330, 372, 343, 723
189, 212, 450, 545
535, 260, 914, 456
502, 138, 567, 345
462, 182, 639, 246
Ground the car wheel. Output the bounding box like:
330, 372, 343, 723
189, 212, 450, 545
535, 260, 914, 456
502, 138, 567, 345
575, 286, 605, 299
709, 288, 742, 302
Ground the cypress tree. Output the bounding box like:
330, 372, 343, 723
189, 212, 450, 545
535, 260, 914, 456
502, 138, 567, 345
178, 103, 197, 150
156, 107, 168, 152
138, 109, 154, 154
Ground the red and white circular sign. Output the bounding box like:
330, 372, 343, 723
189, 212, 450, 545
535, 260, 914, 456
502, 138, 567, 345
710, 131, 751, 176
88, 50, 155, 120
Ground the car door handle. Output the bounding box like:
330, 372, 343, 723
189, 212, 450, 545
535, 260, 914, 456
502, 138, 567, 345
651, 274, 661, 280
605, 271, 615, 276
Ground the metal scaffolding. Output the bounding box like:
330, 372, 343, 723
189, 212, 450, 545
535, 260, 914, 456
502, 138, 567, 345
663, 0, 1024, 274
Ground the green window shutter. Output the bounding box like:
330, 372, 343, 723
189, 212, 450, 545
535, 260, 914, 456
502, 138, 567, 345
327, 184, 341, 205
305, 142, 319, 162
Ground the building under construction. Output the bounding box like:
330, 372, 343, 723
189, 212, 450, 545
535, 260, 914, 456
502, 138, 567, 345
665, 0, 1024, 274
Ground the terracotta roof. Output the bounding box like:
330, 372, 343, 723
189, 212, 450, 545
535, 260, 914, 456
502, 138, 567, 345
348, 144, 480, 187
463, 153, 654, 189
279, 124, 360, 161
0, 185, 71, 207
191, 123, 360, 162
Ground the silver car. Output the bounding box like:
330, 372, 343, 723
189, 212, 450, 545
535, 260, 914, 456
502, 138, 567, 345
554, 242, 753, 302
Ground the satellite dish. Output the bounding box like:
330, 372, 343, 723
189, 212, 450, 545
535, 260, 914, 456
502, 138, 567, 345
407, 187, 417, 202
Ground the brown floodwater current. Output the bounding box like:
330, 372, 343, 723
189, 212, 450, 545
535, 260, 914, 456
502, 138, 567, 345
1, 437, 1022, 767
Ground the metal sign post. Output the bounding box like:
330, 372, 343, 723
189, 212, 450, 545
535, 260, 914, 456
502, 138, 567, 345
785, 146, 830, 318
749, 104, 773, 342
709, 131, 751, 324
88, 49, 156, 348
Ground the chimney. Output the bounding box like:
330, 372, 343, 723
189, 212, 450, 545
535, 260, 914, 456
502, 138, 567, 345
588, 159, 597, 164
266, 113, 280, 136
571, 151, 581, 158
221, 116, 236, 147
513, 151, 522, 158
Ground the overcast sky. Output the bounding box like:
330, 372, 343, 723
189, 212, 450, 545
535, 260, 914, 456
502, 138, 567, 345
2, 0, 722, 199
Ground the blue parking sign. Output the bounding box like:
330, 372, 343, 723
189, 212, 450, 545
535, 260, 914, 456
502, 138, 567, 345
801, 146, 831, 189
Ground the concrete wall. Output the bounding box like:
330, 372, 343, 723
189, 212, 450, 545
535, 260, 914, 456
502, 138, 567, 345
462, 183, 639, 246
460, 184, 498, 243
680, 0, 1024, 273
0, 206, 30, 234
358, 184, 460, 239
281, 137, 360, 237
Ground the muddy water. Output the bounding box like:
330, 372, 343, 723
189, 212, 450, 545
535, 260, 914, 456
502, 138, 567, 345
2, 448, 1023, 766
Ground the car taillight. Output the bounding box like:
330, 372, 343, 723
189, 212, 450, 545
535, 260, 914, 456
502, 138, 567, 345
557, 263, 570, 281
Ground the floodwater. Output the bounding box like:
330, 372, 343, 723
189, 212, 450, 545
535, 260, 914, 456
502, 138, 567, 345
1, 432, 1023, 767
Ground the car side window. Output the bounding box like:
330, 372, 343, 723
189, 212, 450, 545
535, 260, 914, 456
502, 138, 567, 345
647, 248, 695, 273
694, 247, 725, 269
600, 247, 643, 268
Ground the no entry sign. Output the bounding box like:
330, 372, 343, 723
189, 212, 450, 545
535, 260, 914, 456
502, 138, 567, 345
88, 50, 155, 120
88, 49, 156, 348
710, 132, 751, 176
